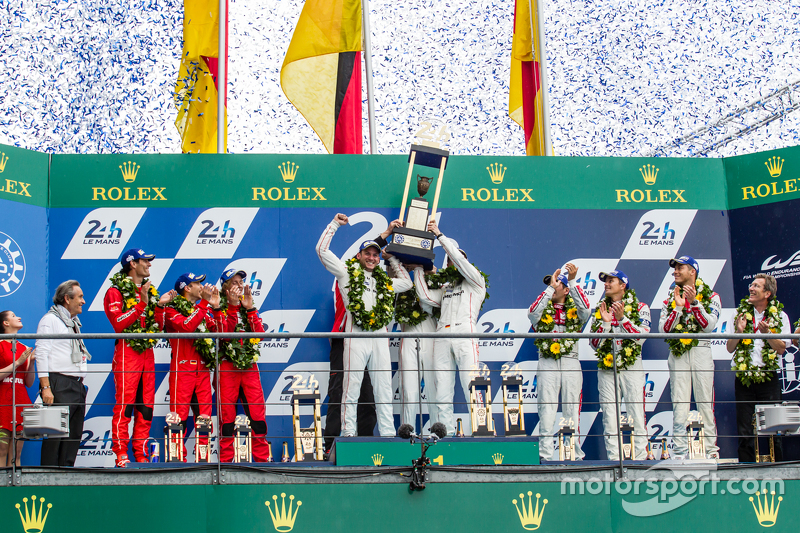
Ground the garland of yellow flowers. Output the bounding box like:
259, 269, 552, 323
534, 295, 582, 360
394, 271, 443, 326
345, 258, 395, 331
590, 288, 643, 370
169, 294, 216, 368
664, 278, 714, 356
427, 265, 491, 310
218, 295, 261, 370
109, 271, 161, 353
733, 297, 784, 387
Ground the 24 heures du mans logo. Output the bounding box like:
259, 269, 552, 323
461, 163, 534, 202
616, 165, 687, 203
91, 161, 167, 201
251, 161, 326, 202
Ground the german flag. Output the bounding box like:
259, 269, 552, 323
281, 0, 363, 154
509, 0, 545, 156
174, 0, 228, 153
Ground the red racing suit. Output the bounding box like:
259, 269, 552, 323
104, 287, 166, 462
216, 304, 270, 462
164, 299, 220, 458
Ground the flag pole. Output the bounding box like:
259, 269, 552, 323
362, 0, 378, 154
217, 0, 227, 154
534, 0, 552, 155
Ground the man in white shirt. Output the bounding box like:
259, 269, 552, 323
36, 280, 89, 467
726, 274, 791, 462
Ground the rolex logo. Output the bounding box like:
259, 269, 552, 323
265, 493, 302, 532
119, 161, 140, 183
639, 164, 658, 185
487, 162, 506, 184
0, 152, 8, 173
492, 453, 504, 465
512, 491, 547, 531
765, 156, 784, 178
279, 161, 299, 183
16, 495, 53, 533
371, 453, 384, 466
749, 490, 782, 527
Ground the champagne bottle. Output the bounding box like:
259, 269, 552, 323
660, 438, 670, 460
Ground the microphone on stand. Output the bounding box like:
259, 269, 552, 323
398, 424, 415, 440
430, 422, 447, 440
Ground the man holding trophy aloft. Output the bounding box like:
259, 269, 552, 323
413, 220, 487, 436
527, 263, 590, 461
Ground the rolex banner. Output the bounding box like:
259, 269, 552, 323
1, 143, 799, 466
281, 0, 363, 154
174, 0, 228, 153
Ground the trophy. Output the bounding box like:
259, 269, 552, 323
469, 362, 495, 437
557, 423, 576, 461
687, 417, 707, 460
291, 374, 323, 461
501, 362, 525, 436
753, 413, 776, 463
194, 416, 213, 463
620, 417, 635, 460
165, 412, 184, 463
233, 414, 253, 463
384, 144, 450, 269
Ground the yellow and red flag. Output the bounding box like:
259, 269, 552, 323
174, 0, 228, 153
281, 0, 363, 154
509, 0, 545, 156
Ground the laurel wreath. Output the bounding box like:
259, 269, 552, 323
169, 295, 216, 367
425, 264, 491, 310
394, 272, 443, 326
590, 288, 643, 370
345, 258, 395, 331
733, 297, 784, 387
664, 278, 714, 357
218, 295, 261, 370
534, 295, 582, 360
109, 271, 161, 353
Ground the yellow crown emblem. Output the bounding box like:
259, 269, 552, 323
639, 164, 658, 186
750, 490, 782, 527
119, 161, 140, 183
279, 161, 299, 183
0, 152, 8, 173
492, 453, 504, 465
371, 453, 384, 466
16, 495, 52, 533
765, 156, 784, 178
487, 162, 506, 184
265, 493, 302, 532
512, 491, 547, 531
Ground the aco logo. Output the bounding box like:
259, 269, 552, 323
461, 163, 534, 202
0, 232, 26, 297
91, 161, 167, 201
615, 165, 687, 203
252, 161, 326, 202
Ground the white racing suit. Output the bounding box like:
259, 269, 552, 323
317, 221, 413, 436
527, 281, 590, 461
590, 300, 651, 460
659, 291, 721, 457
414, 235, 486, 436
399, 304, 441, 429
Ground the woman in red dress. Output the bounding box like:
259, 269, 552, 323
0, 310, 36, 466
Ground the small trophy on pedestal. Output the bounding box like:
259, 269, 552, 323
233, 414, 252, 463
687, 415, 707, 460
620, 417, 635, 460
501, 362, 525, 437
291, 374, 323, 462
469, 362, 495, 437
194, 416, 213, 463
165, 411, 184, 463
557, 421, 576, 461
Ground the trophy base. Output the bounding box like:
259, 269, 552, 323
504, 429, 527, 437
386, 227, 436, 269
472, 427, 495, 438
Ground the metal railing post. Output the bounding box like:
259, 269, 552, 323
215, 338, 222, 482
11, 337, 17, 485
